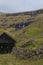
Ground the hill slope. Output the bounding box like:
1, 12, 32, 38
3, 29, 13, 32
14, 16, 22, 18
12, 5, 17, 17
0, 9, 43, 65
0, 9, 43, 48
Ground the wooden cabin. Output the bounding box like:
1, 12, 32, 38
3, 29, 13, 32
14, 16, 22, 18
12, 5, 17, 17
0, 32, 16, 53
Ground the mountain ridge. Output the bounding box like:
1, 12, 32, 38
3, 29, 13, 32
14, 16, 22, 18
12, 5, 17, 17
0, 9, 43, 16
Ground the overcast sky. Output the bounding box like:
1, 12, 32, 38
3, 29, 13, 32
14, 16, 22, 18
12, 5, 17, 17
0, 0, 43, 13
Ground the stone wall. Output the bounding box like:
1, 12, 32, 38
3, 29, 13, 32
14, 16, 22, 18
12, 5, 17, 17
12, 47, 43, 59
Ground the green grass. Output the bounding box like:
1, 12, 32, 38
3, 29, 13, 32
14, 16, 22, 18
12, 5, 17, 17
0, 54, 43, 65
0, 11, 43, 65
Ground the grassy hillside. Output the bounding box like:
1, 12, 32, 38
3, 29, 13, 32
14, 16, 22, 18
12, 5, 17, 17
0, 9, 43, 65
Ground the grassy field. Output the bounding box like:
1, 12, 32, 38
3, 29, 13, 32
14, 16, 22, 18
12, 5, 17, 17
0, 9, 43, 65
0, 54, 43, 65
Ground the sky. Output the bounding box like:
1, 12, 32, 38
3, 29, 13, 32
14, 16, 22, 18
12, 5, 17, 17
0, 0, 43, 13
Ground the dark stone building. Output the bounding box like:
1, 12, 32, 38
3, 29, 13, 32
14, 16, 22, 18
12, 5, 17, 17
0, 32, 16, 54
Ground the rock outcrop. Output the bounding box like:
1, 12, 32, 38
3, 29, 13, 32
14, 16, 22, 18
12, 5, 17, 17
12, 47, 43, 59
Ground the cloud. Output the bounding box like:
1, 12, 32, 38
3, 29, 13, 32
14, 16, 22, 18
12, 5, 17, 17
0, 0, 43, 13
